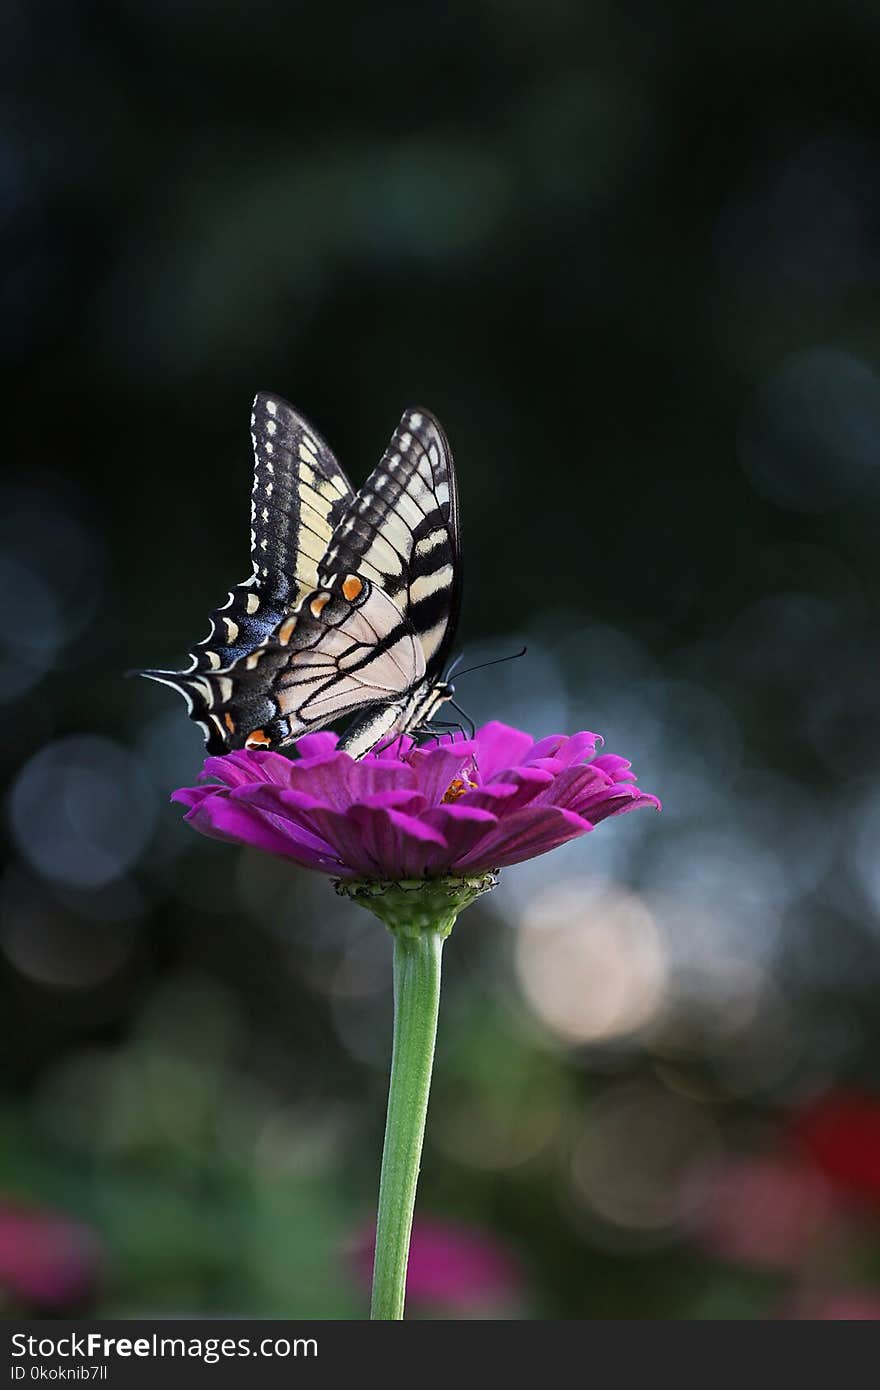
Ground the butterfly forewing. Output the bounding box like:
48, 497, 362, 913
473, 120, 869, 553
242, 407, 462, 754
318, 408, 461, 680
139, 393, 354, 748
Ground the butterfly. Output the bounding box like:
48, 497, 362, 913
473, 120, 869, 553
141, 393, 462, 759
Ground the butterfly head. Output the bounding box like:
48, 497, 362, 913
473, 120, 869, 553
425, 679, 455, 717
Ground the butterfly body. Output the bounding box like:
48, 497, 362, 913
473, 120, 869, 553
141, 395, 461, 759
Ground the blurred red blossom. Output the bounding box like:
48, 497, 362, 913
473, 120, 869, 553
352, 1218, 524, 1312
791, 1091, 880, 1201
0, 1199, 103, 1311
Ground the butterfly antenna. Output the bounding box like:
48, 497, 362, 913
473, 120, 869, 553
449, 645, 528, 682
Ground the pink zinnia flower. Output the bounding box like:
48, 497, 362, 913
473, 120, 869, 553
172, 721, 659, 879
352, 1218, 524, 1310
0, 1200, 103, 1311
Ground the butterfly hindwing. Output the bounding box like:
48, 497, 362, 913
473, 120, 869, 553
140, 393, 354, 749
218, 573, 427, 751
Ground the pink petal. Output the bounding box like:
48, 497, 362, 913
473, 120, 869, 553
522, 733, 567, 762
200, 749, 293, 788
227, 785, 368, 867
345, 804, 448, 878
291, 757, 416, 810
183, 793, 343, 872
591, 753, 637, 784
455, 781, 520, 814
529, 765, 612, 810
358, 790, 429, 814
472, 722, 535, 781
575, 787, 660, 824
292, 732, 341, 759
241, 789, 379, 875
459, 767, 554, 813
368, 734, 416, 762
239, 748, 309, 784
525, 731, 601, 767
420, 805, 500, 873
407, 745, 479, 805
243, 785, 328, 816
172, 785, 218, 809
344, 760, 419, 805
454, 805, 593, 871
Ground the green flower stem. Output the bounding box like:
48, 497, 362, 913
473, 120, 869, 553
335, 874, 497, 1320
372, 925, 444, 1320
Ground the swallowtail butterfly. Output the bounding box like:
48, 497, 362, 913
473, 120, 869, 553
141, 393, 461, 759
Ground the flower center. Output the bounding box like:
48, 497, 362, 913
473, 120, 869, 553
441, 776, 477, 804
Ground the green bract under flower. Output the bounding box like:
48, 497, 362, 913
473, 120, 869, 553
336, 874, 499, 937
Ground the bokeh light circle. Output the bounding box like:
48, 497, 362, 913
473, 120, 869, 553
8, 736, 158, 890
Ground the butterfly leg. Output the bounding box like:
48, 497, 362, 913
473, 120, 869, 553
447, 699, 476, 740
423, 720, 468, 745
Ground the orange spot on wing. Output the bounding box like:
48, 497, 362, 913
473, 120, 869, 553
224, 712, 236, 734
278, 616, 298, 645
310, 593, 331, 618
342, 574, 363, 602
245, 728, 271, 749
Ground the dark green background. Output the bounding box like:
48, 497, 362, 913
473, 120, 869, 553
2, 1, 879, 1318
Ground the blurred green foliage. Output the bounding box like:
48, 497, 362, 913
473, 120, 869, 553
2, 0, 880, 1319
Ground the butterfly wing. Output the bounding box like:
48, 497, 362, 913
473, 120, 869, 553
319, 406, 461, 683
217, 575, 426, 751
140, 393, 354, 748
208, 407, 462, 755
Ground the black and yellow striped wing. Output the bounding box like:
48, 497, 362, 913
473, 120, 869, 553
319, 406, 461, 682
187, 407, 462, 757
140, 392, 354, 749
